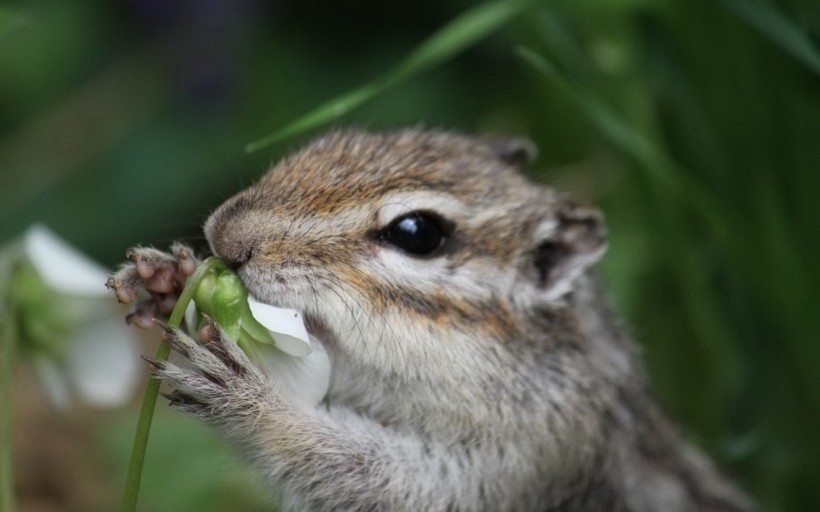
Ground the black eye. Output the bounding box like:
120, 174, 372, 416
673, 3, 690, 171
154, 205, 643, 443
380, 212, 448, 256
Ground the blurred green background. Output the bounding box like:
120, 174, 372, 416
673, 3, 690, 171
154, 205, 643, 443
1, 0, 819, 510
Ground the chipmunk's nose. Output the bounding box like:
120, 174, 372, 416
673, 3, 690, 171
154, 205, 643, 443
216, 236, 256, 269
204, 199, 260, 269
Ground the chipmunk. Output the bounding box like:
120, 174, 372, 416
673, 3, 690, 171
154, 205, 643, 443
108, 129, 756, 511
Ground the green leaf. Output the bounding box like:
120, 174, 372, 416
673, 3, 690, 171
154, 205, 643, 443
718, 0, 820, 76
245, 0, 541, 152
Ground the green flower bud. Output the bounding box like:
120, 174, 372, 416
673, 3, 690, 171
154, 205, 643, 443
213, 270, 245, 307
188, 259, 311, 357
10, 260, 67, 359
193, 270, 218, 314
210, 270, 245, 341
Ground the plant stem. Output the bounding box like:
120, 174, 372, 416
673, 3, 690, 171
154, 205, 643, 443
1, 308, 17, 512
120, 257, 222, 512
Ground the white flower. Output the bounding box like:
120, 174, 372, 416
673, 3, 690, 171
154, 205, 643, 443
2, 225, 141, 408
246, 297, 312, 357
245, 297, 330, 405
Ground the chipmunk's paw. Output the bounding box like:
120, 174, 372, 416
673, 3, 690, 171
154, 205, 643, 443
147, 323, 272, 426
106, 243, 199, 328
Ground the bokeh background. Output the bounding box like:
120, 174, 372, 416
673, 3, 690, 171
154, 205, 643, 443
1, 0, 819, 510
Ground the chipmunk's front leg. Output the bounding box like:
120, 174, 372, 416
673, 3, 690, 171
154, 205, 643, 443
147, 326, 388, 510
146, 325, 284, 438
148, 328, 517, 512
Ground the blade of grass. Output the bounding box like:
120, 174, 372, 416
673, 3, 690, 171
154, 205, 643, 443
718, 0, 820, 76
1, 309, 17, 512
120, 339, 170, 512
245, 0, 542, 152
516, 47, 738, 240
516, 47, 737, 246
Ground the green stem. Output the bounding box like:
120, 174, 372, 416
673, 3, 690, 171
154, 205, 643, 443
1, 307, 17, 512
121, 257, 223, 512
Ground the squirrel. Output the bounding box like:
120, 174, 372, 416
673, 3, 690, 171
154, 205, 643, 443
107, 129, 756, 511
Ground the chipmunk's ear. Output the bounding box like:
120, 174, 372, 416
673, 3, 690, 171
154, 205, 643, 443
482, 136, 538, 166
530, 198, 607, 301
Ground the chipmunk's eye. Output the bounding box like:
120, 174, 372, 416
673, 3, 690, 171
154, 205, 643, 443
380, 212, 448, 256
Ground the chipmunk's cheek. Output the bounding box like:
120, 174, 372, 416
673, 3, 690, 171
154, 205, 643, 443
238, 263, 324, 310
234, 263, 292, 304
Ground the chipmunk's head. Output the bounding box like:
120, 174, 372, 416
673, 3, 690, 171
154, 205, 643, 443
204, 129, 607, 377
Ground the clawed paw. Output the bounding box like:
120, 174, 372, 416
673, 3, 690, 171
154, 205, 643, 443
145, 324, 268, 422
106, 243, 199, 328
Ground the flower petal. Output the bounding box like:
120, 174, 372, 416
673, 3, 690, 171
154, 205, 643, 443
247, 295, 312, 357
24, 225, 110, 297
254, 335, 331, 405
64, 314, 141, 407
